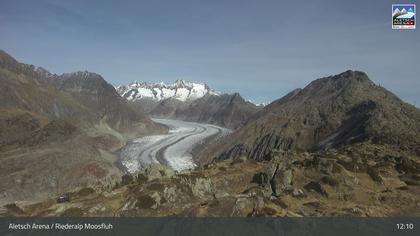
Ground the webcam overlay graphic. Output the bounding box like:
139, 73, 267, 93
392, 4, 416, 29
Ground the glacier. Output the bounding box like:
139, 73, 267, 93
119, 119, 231, 173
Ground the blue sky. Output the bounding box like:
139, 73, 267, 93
0, 0, 419, 105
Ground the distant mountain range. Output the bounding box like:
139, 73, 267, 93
117, 80, 262, 129
117, 80, 220, 102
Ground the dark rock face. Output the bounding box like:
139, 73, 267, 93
204, 70, 420, 161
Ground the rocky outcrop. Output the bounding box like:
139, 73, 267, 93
252, 152, 294, 196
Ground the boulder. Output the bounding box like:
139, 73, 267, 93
271, 169, 293, 196
257, 158, 294, 196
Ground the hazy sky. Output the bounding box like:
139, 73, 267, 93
0, 0, 419, 105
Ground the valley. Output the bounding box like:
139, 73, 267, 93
119, 119, 231, 173
1, 49, 419, 217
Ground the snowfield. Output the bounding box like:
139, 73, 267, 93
119, 119, 231, 173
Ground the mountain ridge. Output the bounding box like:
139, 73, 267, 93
0, 49, 165, 205
197, 70, 420, 163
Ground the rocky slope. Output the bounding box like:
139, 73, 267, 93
2, 146, 420, 217
199, 70, 420, 162
0, 50, 165, 205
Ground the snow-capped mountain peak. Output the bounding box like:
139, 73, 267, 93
117, 80, 221, 102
